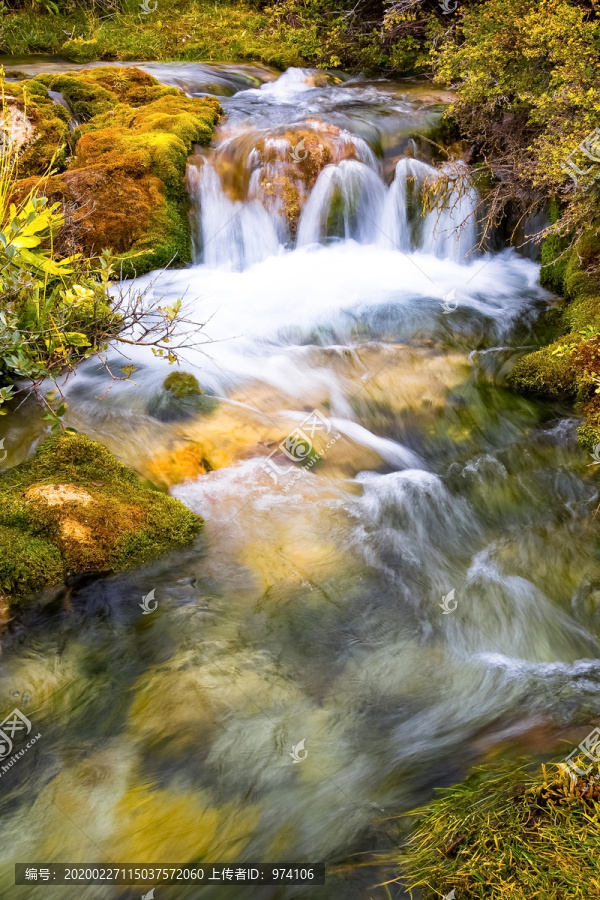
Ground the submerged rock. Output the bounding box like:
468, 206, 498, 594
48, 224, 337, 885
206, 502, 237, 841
0, 434, 202, 605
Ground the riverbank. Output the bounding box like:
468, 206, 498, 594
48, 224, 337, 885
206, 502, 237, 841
395, 755, 600, 899
0, 0, 397, 72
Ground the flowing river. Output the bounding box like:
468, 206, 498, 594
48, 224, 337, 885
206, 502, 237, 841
1, 61, 600, 899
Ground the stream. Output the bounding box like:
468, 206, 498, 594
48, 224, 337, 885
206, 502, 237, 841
1, 61, 600, 899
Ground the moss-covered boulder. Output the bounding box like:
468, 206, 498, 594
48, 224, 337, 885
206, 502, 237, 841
509, 230, 600, 446
145, 371, 219, 423
8, 66, 222, 276
0, 433, 202, 605
13, 160, 188, 272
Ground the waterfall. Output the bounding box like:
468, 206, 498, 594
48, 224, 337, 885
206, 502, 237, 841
187, 159, 279, 271
378, 157, 434, 252
296, 160, 386, 246
421, 162, 479, 262
187, 126, 480, 268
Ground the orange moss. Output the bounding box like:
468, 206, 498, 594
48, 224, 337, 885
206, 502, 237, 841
13, 161, 169, 257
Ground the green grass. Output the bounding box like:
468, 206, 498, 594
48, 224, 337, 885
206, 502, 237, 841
395, 759, 600, 899
0, 1, 307, 69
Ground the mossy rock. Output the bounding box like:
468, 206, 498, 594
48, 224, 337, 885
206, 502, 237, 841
0, 433, 202, 604
508, 340, 579, 398
2, 78, 71, 176
512, 231, 600, 444
164, 371, 202, 398
146, 371, 219, 422
13, 161, 189, 273
37, 74, 118, 121
540, 231, 570, 294
10, 67, 222, 275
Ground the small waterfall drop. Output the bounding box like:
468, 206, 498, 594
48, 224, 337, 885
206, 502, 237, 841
421, 162, 479, 262
187, 159, 279, 270
378, 157, 434, 252
296, 160, 387, 246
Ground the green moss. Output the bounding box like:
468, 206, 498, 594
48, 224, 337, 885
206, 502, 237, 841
75, 127, 188, 196
40, 74, 118, 121
60, 39, 102, 63
0, 434, 202, 604
397, 759, 600, 899
540, 231, 570, 294
73, 66, 179, 107
511, 232, 600, 443
121, 194, 192, 277
164, 371, 203, 398
35, 67, 180, 112
146, 371, 219, 421
0, 527, 64, 599
509, 341, 579, 398
563, 293, 600, 333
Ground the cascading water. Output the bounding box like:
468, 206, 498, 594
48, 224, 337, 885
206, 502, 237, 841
378, 157, 434, 252
186, 105, 480, 264
296, 160, 387, 246
421, 162, 480, 261
1, 63, 600, 900
187, 159, 280, 270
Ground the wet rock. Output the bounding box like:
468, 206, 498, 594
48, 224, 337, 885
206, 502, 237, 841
146, 371, 219, 422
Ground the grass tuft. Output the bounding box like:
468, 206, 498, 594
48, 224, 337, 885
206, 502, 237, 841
395, 759, 600, 899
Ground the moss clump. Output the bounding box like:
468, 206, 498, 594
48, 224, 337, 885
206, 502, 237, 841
398, 760, 600, 899
509, 339, 579, 398
0, 433, 202, 604
74, 127, 189, 198
163, 371, 203, 398
146, 371, 218, 422
36, 73, 117, 121
3, 78, 71, 176
36, 67, 179, 117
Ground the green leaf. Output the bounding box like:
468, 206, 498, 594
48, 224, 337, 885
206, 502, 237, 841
64, 332, 91, 348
